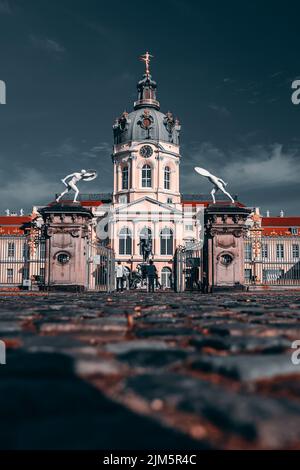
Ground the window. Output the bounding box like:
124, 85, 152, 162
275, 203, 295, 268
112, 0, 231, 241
245, 243, 252, 261
276, 244, 284, 259
164, 166, 170, 189
119, 227, 132, 255
57, 252, 70, 264
7, 268, 13, 283
263, 269, 284, 282
167, 198, 173, 204
220, 253, 233, 266
261, 244, 268, 259
142, 164, 152, 188
122, 166, 129, 190
160, 228, 173, 255
291, 227, 298, 235
119, 195, 127, 204
293, 244, 300, 258
244, 269, 252, 282
161, 267, 172, 288
7, 242, 15, 258
185, 224, 193, 231
185, 239, 195, 248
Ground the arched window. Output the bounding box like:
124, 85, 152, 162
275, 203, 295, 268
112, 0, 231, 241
142, 164, 152, 188
139, 227, 152, 256
119, 227, 132, 255
122, 166, 129, 190
160, 228, 173, 255
164, 166, 170, 190
161, 267, 172, 288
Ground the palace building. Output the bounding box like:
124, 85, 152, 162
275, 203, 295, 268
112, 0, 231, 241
98, 53, 207, 283
0, 54, 299, 291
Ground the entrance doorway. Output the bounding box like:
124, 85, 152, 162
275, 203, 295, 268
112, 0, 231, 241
161, 266, 172, 289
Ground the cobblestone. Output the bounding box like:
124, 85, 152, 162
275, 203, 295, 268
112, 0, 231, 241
0, 290, 300, 449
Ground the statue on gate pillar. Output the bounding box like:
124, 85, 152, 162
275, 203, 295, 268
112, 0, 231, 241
194, 167, 235, 204
56, 169, 97, 203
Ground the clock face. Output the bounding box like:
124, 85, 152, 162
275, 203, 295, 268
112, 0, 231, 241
140, 145, 153, 158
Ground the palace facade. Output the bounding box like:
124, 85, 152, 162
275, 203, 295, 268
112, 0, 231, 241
0, 55, 299, 290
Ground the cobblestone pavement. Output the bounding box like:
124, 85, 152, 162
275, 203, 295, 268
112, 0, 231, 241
1, 290, 300, 449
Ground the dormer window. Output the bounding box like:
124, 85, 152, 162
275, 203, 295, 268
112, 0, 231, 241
291, 227, 298, 235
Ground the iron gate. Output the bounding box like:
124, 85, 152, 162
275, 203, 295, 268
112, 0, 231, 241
244, 236, 300, 286
0, 235, 46, 288
173, 242, 203, 292
87, 242, 115, 292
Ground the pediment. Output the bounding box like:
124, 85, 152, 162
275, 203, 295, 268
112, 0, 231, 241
115, 196, 182, 215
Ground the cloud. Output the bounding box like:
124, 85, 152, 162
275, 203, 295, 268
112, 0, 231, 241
208, 103, 231, 117
0, 167, 56, 211
0, 0, 11, 14
30, 35, 65, 55
223, 144, 300, 187
41, 139, 77, 159
80, 142, 111, 159
41, 140, 111, 160
90, 142, 111, 153
181, 142, 300, 194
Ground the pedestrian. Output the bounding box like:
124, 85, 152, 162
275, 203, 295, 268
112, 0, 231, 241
155, 272, 161, 289
201, 271, 208, 293
115, 261, 125, 292
146, 260, 157, 293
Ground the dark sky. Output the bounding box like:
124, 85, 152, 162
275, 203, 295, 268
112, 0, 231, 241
0, 0, 299, 215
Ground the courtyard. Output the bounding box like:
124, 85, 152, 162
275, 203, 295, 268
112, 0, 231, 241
1, 290, 300, 449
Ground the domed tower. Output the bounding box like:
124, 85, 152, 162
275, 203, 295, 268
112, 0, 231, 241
112, 52, 181, 205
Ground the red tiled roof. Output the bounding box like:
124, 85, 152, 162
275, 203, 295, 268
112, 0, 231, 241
79, 201, 104, 207
262, 227, 296, 236
182, 201, 245, 208
48, 200, 105, 208
262, 217, 300, 227
0, 216, 32, 235
0, 216, 31, 225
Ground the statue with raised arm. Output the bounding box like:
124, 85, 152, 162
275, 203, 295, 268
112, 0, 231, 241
56, 169, 97, 203
194, 167, 234, 204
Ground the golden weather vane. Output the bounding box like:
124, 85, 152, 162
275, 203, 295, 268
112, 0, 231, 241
140, 51, 153, 76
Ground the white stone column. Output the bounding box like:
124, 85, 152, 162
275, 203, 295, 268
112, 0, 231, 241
131, 154, 137, 198
152, 219, 158, 256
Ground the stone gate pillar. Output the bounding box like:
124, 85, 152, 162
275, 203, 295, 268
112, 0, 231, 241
39, 203, 93, 291
203, 205, 251, 291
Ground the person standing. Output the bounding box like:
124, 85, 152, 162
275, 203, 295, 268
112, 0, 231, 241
146, 260, 157, 293
115, 261, 125, 292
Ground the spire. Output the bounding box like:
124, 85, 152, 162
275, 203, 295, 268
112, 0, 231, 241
134, 51, 160, 110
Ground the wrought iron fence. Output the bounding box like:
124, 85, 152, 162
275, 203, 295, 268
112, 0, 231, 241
0, 235, 46, 288
86, 242, 115, 292
244, 236, 300, 286
173, 242, 203, 292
